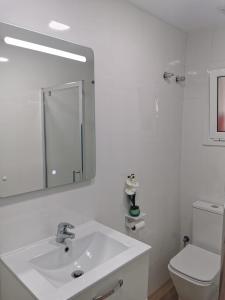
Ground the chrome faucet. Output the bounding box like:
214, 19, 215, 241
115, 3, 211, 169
56, 222, 75, 243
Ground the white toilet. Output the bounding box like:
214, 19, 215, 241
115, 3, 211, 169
169, 201, 224, 300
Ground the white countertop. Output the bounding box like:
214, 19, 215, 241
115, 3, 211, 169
0, 221, 151, 300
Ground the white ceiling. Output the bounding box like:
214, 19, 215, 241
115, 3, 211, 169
128, 0, 225, 31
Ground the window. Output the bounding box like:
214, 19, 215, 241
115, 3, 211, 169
210, 69, 225, 141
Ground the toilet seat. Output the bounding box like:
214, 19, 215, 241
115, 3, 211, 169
168, 264, 214, 286
169, 244, 220, 284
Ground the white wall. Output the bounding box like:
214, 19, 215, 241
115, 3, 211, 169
0, 0, 186, 294
180, 27, 225, 241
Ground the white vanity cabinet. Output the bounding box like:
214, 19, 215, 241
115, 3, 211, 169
0, 252, 149, 300
72, 253, 149, 300
0, 261, 32, 300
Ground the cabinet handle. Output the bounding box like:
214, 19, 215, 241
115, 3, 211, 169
93, 279, 123, 300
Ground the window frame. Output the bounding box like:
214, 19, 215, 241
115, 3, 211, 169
210, 69, 225, 141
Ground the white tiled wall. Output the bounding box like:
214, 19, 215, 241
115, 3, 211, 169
181, 27, 225, 240
0, 0, 186, 294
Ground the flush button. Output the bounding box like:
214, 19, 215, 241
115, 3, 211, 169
2, 176, 7, 182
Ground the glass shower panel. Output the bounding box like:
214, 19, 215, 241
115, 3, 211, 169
43, 82, 83, 188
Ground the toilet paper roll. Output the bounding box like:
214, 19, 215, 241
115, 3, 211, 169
127, 221, 145, 231
133, 221, 145, 231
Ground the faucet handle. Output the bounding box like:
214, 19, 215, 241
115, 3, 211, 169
58, 222, 75, 231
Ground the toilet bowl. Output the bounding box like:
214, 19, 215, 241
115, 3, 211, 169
168, 244, 220, 300
169, 201, 224, 300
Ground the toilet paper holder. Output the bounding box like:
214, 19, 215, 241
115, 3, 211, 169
125, 213, 146, 232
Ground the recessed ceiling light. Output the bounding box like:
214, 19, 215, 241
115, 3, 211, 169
169, 60, 181, 66
49, 20, 70, 31
4, 37, 86, 62
0, 57, 9, 62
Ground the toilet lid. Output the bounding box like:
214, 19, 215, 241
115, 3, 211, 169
169, 244, 220, 282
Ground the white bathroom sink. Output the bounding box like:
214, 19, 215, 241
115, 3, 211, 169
0, 221, 150, 300
30, 232, 128, 287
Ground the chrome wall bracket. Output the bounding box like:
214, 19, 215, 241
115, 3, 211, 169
176, 75, 186, 83
163, 72, 174, 80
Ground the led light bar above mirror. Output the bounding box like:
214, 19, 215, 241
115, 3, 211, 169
4, 37, 86, 62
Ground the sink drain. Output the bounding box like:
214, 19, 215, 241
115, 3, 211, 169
71, 270, 84, 279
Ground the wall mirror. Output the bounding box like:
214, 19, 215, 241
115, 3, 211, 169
0, 22, 95, 197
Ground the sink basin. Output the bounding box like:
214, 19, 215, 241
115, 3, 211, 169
30, 232, 128, 287
0, 221, 150, 300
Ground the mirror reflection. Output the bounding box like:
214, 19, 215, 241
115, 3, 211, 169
0, 22, 95, 197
